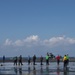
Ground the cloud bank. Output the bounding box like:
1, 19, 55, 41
1, 35, 75, 56
4, 35, 75, 47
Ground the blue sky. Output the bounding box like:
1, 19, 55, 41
0, 0, 75, 57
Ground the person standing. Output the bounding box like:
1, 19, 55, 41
40, 55, 43, 65
66, 54, 69, 66
56, 55, 60, 67
13, 56, 17, 65
28, 55, 31, 65
33, 55, 36, 65
46, 53, 49, 65
3, 55, 5, 63
63, 55, 67, 69
18, 55, 23, 65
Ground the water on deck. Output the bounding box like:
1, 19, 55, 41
0, 62, 75, 75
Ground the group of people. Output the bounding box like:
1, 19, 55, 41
56, 54, 69, 69
13, 55, 23, 66
45, 53, 69, 69
1, 53, 69, 69
13, 55, 43, 66
63, 54, 69, 68
13, 55, 37, 66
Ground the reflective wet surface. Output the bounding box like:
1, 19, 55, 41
0, 62, 75, 75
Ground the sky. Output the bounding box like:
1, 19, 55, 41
0, 0, 75, 57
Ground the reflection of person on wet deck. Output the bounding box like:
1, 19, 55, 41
40, 66, 43, 74
56, 67, 60, 75
63, 69, 69, 75
33, 66, 36, 75
14, 67, 18, 74
19, 68, 22, 75
46, 66, 49, 75
28, 66, 31, 74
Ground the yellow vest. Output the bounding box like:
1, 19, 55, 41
63, 56, 67, 61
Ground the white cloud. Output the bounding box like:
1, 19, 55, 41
23, 35, 40, 47
43, 36, 75, 47
24, 35, 39, 42
66, 38, 75, 44
14, 40, 24, 46
4, 39, 12, 46
3, 35, 75, 48
4, 35, 40, 47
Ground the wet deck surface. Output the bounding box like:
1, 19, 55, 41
0, 62, 75, 75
